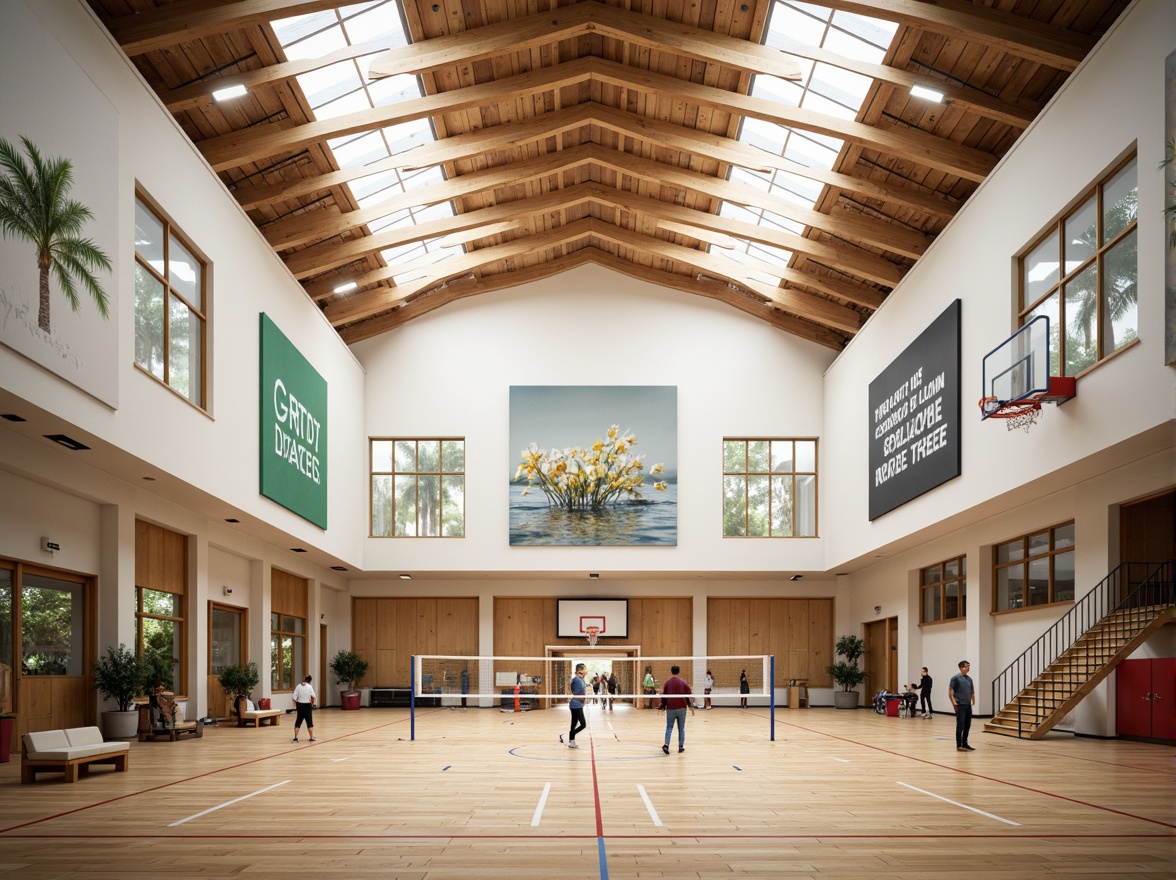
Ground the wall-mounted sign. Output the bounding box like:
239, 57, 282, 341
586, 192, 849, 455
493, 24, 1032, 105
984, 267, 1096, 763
868, 300, 961, 520
259, 314, 327, 528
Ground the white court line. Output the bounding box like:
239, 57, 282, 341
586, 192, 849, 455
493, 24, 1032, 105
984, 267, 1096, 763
897, 781, 1021, 827
531, 782, 551, 827
169, 780, 291, 827
636, 784, 663, 827
830, 757, 849, 763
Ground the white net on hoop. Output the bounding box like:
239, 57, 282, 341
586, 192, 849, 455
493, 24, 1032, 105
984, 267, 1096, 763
585, 626, 600, 647
1003, 406, 1041, 432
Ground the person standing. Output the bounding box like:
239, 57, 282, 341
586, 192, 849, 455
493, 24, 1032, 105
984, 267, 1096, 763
704, 669, 714, 709
460, 666, 469, 708
642, 666, 656, 709
949, 661, 975, 751
917, 666, 933, 718
739, 669, 750, 708
292, 674, 316, 743
606, 671, 617, 711
658, 665, 694, 754
561, 662, 587, 749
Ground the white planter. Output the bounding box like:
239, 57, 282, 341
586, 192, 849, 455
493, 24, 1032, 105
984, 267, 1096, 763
102, 709, 139, 739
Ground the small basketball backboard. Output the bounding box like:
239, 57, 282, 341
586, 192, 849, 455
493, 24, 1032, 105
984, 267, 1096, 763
980, 316, 1075, 423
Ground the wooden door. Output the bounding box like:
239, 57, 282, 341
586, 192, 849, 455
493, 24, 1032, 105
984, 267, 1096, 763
1150, 658, 1176, 741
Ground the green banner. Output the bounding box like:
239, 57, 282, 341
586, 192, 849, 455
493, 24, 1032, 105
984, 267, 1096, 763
259, 313, 328, 528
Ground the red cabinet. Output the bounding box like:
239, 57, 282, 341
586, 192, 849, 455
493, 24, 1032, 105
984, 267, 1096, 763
1116, 658, 1175, 742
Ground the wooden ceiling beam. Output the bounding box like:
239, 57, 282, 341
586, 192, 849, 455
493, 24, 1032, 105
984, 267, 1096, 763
366, 1, 803, 82
105, 0, 343, 56
809, 0, 1094, 71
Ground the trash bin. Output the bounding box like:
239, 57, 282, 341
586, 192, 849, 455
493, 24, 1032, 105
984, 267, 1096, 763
885, 695, 901, 716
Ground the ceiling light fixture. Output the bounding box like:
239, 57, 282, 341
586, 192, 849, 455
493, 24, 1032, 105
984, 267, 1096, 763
45, 433, 90, 451
290, 547, 307, 553
790, 574, 803, 581
589, 573, 600, 580
333, 281, 358, 294
910, 84, 945, 103
331, 565, 348, 572
1, 413, 26, 422
212, 84, 248, 102
399, 573, 413, 580
224, 518, 239, 523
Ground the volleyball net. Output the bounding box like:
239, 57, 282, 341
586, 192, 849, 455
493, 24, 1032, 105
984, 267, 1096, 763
409, 653, 777, 739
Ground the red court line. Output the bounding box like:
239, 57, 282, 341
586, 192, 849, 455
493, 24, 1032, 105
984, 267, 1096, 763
770, 716, 1176, 830
0, 711, 434, 836
589, 735, 604, 837
0, 832, 1170, 841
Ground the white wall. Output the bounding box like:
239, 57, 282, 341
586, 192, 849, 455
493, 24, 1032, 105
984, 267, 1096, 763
352, 263, 837, 574
0, 0, 369, 564
822, 0, 1175, 572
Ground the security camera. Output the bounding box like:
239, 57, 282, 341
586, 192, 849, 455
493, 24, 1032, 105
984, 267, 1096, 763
224, 587, 234, 595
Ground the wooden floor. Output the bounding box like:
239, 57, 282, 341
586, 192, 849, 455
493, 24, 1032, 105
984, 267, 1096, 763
0, 703, 1171, 879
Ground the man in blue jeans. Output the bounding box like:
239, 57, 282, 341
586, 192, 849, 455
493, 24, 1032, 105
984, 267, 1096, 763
561, 663, 587, 749
949, 660, 975, 751
658, 665, 693, 754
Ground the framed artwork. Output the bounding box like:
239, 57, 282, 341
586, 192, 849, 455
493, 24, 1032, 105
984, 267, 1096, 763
509, 386, 677, 545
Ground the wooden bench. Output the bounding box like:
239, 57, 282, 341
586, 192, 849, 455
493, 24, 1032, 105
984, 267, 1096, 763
235, 698, 282, 728
21, 727, 130, 783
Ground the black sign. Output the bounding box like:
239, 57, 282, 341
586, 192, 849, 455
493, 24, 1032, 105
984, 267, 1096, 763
868, 300, 961, 520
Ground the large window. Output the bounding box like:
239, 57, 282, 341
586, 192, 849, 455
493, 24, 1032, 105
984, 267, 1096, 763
994, 523, 1076, 612
371, 439, 465, 537
1019, 155, 1137, 377
920, 556, 966, 624
271, 613, 305, 692
134, 195, 207, 407
723, 439, 817, 537
137, 587, 183, 692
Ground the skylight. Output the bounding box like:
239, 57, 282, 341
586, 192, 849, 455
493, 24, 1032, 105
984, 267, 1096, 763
271, 1, 455, 289
717, 0, 899, 286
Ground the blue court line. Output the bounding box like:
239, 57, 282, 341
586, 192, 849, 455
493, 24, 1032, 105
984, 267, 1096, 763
442, 765, 451, 771
597, 836, 609, 879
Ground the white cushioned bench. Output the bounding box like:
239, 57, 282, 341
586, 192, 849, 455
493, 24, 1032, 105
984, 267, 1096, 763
235, 698, 282, 728
22, 726, 130, 783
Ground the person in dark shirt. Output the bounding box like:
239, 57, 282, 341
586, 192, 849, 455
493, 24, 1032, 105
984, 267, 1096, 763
658, 665, 694, 754
917, 666, 933, 718
949, 660, 975, 751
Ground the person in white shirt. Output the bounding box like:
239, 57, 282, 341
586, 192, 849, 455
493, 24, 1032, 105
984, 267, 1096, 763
292, 674, 316, 743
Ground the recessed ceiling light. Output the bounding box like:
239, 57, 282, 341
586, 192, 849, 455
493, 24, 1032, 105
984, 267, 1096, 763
790, 574, 803, 581
333, 281, 358, 294
142, 476, 156, 482
225, 518, 239, 523
1, 413, 26, 422
910, 84, 945, 103
45, 433, 89, 451
290, 547, 307, 553
330, 565, 347, 572
212, 84, 248, 102
588, 573, 600, 579
399, 574, 413, 580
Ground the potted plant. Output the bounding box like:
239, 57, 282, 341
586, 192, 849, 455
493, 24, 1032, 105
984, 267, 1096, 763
329, 650, 369, 710
218, 662, 260, 719
93, 643, 148, 738
826, 634, 867, 709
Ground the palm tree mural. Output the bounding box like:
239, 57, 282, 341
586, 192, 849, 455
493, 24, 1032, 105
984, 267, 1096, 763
0, 135, 110, 335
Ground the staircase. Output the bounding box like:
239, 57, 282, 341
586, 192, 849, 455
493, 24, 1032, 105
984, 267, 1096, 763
986, 561, 1174, 739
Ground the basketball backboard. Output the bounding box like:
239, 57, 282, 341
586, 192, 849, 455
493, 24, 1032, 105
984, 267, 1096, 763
980, 316, 1075, 423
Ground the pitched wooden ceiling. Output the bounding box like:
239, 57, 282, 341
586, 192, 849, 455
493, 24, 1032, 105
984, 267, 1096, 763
86, 0, 1128, 350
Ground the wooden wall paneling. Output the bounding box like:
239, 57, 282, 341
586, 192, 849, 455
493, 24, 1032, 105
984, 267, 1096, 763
749, 598, 771, 656
435, 598, 476, 655
414, 598, 437, 652
706, 598, 735, 655
809, 599, 834, 686
134, 520, 186, 593
271, 569, 308, 618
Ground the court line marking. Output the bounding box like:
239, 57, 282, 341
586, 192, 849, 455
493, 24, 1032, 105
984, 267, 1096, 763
531, 782, 551, 827
636, 784, 663, 827
169, 780, 291, 827
830, 757, 849, 763
897, 781, 1020, 827
588, 737, 611, 880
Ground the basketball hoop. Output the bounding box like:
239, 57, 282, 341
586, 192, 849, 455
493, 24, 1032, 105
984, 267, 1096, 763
585, 625, 600, 647
978, 396, 1042, 432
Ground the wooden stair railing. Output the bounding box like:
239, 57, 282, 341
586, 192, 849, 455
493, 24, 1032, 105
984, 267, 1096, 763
986, 561, 1174, 740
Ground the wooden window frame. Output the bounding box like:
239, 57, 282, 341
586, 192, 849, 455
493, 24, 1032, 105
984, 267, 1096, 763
135, 585, 187, 694
919, 555, 966, 625
370, 438, 466, 538
722, 438, 818, 538
133, 192, 208, 410
1017, 153, 1138, 377
992, 522, 1076, 614
270, 612, 306, 693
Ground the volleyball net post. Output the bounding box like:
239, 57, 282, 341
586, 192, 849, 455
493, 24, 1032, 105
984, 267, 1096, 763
409, 653, 775, 740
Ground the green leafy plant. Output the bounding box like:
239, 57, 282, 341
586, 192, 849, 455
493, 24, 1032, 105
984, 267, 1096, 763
826, 634, 867, 693
218, 662, 260, 701
329, 650, 370, 695
92, 643, 148, 712
0, 136, 111, 335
